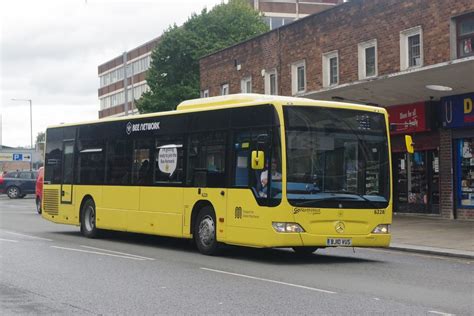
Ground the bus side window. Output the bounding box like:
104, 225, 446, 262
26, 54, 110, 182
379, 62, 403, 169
233, 132, 251, 187
155, 136, 184, 184
132, 139, 154, 185
106, 139, 133, 185
187, 132, 227, 187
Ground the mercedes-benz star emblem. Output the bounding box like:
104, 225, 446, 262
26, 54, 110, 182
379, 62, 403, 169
335, 221, 345, 234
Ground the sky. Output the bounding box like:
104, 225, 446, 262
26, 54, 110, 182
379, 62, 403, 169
0, 0, 224, 148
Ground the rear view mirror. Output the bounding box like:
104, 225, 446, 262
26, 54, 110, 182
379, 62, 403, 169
405, 135, 414, 154
251, 151, 265, 170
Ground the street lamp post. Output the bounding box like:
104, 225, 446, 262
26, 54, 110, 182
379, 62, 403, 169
11, 98, 33, 170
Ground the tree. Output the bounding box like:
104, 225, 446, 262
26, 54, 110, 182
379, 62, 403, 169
35, 131, 45, 146
136, 0, 269, 113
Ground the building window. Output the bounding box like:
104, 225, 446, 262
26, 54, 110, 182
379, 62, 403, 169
264, 16, 295, 30
291, 60, 306, 95
221, 84, 229, 95
400, 26, 423, 70
241, 77, 252, 93
322, 51, 339, 87
264, 69, 278, 95
457, 14, 474, 58
201, 89, 209, 98
358, 39, 378, 79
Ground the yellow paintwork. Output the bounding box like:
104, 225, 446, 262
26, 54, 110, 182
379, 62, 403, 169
42, 94, 393, 249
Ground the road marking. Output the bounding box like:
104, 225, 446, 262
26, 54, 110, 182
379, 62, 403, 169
0, 230, 52, 241
200, 267, 336, 294
51, 246, 148, 261
80, 245, 155, 260
0, 238, 19, 242
428, 311, 455, 316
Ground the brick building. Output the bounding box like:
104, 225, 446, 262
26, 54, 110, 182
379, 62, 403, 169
200, 0, 474, 219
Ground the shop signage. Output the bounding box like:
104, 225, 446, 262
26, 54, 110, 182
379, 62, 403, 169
387, 102, 428, 135
441, 92, 474, 129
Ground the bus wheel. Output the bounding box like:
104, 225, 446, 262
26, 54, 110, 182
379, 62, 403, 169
292, 247, 318, 256
81, 199, 98, 238
194, 206, 219, 255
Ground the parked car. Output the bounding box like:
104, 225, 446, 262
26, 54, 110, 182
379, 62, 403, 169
35, 167, 44, 214
0, 170, 39, 199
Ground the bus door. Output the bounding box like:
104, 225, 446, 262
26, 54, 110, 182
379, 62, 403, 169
60, 140, 75, 204
226, 129, 272, 244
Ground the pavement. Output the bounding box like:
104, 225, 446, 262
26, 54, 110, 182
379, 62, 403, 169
390, 214, 474, 259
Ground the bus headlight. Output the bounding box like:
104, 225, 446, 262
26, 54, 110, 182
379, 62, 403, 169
272, 222, 305, 233
372, 224, 390, 234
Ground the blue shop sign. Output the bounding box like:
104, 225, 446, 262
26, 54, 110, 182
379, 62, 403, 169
441, 93, 474, 128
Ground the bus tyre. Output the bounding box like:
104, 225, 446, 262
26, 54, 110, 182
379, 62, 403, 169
36, 197, 42, 214
194, 206, 219, 255
292, 247, 318, 256
81, 199, 99, 238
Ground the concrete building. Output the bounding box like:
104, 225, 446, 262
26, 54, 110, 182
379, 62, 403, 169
97, 37, 160, 118
251, 0, 343, 29
199, 0, 474, 220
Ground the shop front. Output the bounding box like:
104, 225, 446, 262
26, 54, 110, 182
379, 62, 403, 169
388, 102, 440, 214
441, 92, 474, 219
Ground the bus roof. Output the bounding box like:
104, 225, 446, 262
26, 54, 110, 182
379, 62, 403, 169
176, 93, 315, 111
46, 94, 385, 129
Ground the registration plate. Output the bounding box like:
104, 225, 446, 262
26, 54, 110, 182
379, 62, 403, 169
326, 238, 352, 247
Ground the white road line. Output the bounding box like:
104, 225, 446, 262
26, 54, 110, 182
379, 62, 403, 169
200, 267, 336, 294
0, 238, 19, 242
428, 311, 455, 316
51, 246, 147, 261
1, 230, 52, 241
80, 245, 155, 260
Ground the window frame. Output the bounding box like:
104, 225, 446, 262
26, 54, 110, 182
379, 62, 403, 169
264, 68, 278, 95
358, 39, 378, 79
220, 83, 229, 96
456, 13, 474, 58
201, 89, 209, 98
291, 60, 306, 95
400, 26, 423, 70
241, 76, 252, 94
322, 51, 339, 87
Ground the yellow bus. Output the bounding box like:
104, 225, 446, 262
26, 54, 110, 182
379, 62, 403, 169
42, 94, 393, 255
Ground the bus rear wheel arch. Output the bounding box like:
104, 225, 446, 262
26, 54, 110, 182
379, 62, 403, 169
80, 198, 99, 238
194, 205, 219, 255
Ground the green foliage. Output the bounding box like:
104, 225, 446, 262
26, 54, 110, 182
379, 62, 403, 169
136, 0, 269, 113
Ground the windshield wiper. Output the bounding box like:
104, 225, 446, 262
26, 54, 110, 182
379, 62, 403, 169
292, 192, 386, 208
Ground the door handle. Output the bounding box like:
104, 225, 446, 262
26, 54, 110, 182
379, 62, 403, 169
61, 190, 65, 196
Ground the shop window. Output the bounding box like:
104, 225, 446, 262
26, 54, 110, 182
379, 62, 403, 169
458, 138, 474, 207
457, 13, 474, 58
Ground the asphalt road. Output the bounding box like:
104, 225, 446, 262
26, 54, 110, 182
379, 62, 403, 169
1, 195, 473, 315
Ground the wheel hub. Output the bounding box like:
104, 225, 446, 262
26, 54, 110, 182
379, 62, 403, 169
199, 216, 215, 247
